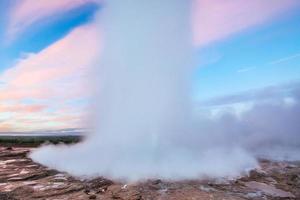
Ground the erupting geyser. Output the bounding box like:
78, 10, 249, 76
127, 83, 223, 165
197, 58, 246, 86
30, 0, 266, 180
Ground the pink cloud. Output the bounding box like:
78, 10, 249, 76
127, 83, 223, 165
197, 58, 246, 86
1, 23, 100, 101
0, 87, 53, 101
0, 104, 46, 113
8, 0, 298, 47
0, 112, 85, 132
0, 123, 14, 132
0, 99, 89, 132
2, 0, 299, 132
193, 0, 300, 46
7, 0, 99, 38
0, 23, 100, 131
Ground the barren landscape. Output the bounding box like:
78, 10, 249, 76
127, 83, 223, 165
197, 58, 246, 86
0, 147, 299, 200
1, 1, 300, 200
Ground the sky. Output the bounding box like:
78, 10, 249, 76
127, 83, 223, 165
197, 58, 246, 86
0, 0, 300, 132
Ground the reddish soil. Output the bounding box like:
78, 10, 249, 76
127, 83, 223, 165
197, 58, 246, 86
0, 147, 299, 200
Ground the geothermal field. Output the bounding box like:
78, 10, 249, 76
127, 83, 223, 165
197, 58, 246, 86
1, 0, 300, 199
0, 147, 299, 200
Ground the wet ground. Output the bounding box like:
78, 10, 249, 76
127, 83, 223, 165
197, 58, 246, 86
0, 147, 299, 200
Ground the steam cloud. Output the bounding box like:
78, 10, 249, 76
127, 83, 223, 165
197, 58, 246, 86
30, 0, 300, 181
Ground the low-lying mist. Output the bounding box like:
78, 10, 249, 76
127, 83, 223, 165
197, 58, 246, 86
30, 0, 300, 181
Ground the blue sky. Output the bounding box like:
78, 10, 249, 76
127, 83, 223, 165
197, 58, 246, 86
0, 1, 99, 73
194, 10, 300, 100
0, 0, 300, 131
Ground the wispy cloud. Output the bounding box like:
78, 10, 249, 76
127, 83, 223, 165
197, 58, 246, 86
7, 0, 100, 39
193, 0, 300, 46
237, 67, 256, 73
269, 53, 300, 65
0, 23, 100, 131
0, 123, 13, 132
2, 0, 299, 132
0, 104, 46, 113
235, 52, 300, 74
1, 24, 100, 101
8, 0, 299, 46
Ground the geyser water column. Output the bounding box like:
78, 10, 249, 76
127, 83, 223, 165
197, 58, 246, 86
30, 0, 257, 180
93, 0, 194, 161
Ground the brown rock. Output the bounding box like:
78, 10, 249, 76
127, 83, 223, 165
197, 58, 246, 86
244, 181, 296, 198
89, 194, 97, 199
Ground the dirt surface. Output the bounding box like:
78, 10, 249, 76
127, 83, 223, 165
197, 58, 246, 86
0, 147, 299, 200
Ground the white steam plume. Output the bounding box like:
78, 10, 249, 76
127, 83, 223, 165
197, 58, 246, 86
31, 0, 299, 181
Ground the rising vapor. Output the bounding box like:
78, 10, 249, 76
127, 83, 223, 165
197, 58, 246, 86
30, 0, 300, 181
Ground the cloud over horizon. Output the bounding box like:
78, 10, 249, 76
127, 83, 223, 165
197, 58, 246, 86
0, 23, 100, 131
0, 0, 299, 132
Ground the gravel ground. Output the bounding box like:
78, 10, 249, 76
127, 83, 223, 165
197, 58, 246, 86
0, 147, 299, 200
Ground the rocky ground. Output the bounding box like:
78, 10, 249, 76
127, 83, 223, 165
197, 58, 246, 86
0, 147, 299, 200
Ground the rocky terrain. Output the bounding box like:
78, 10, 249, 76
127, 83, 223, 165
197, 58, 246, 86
0, 147, 299, 200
